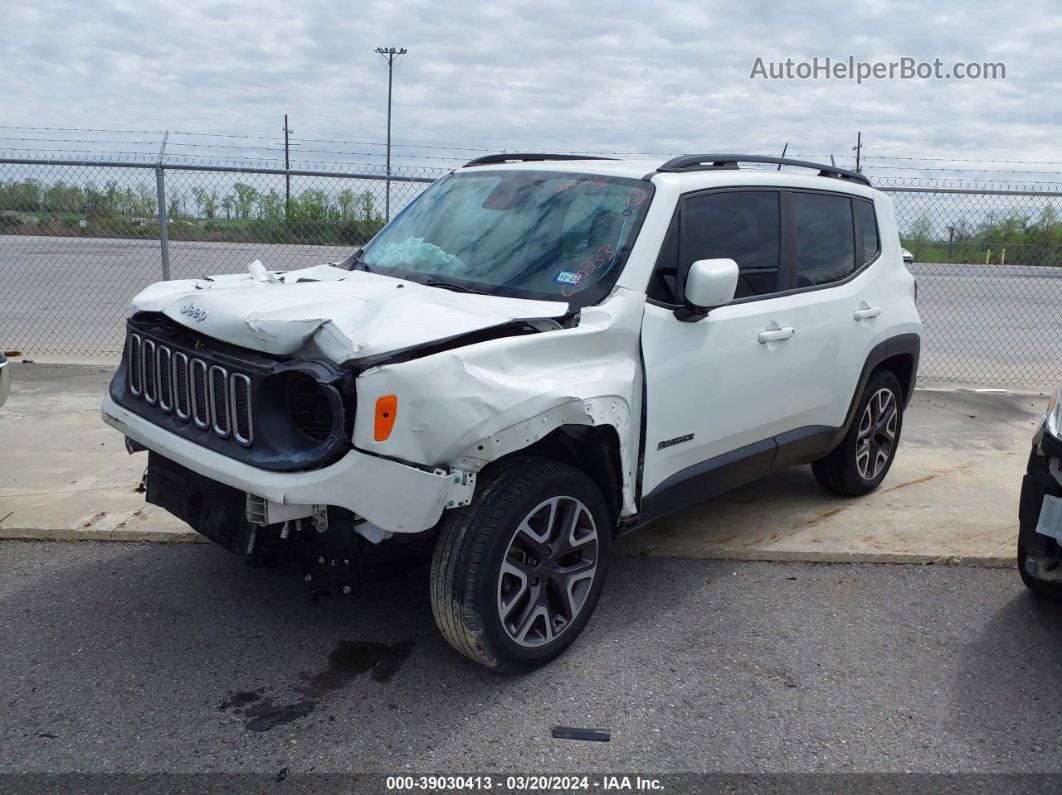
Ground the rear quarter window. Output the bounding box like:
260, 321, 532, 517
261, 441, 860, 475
794, 192, 856, 286
854, 199, 880, 263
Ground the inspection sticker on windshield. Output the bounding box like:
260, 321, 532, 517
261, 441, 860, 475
1036, 494, 1062, 542
556, 270, 584, 285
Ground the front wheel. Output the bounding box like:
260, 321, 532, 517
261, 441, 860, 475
813, 369, 904, 496
430, 457, 611, 672
1018, 546, 1062, 600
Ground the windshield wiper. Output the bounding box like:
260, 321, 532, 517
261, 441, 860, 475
340, 249, 372, 273
421, 277, 491, 295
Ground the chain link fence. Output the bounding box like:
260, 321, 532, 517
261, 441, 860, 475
883, 179, 1062, 385
0, 158, 440, 357
1, 157, 1060, 386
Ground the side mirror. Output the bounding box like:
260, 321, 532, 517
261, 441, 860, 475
674, 258, 739, 321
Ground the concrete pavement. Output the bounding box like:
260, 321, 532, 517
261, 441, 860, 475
0, 363, 1046, 565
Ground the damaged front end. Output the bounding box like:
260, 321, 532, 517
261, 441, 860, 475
128, 261, 570, 366
104, 257, 644, 596
103, 292, 487, 592
145, 452, 436, 597
112, 312, 357, 472
1019, 387, 1062, 596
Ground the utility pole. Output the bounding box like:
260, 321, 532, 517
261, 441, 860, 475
852, 131, 862, 173
375, 46, 407, 222
284, 114, 292, 217
156, 130, 170, 280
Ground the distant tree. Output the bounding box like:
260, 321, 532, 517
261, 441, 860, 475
168, 188, 183, 219
191, 186, 207, 218
121, 186, 136, 216
232, 182, 258, 220
43, 181, 85, 213
258, 190, 284, 220
289, 189, 334, 223
203, 191, 218, 219
906, 214, 934, 241
337, 188, 355, 220
135, 183, 158, 217
1, 179, 43, 212
104, 181, 121, 216
358, 190, 381, 223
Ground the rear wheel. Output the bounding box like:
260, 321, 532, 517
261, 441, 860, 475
813, 369, 904, 496
430, 457, 611, 672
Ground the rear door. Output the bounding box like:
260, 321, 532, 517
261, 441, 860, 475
770, 192, 884, 456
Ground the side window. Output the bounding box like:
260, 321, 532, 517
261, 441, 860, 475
793, 192, 856, 286
652, 191, 780, 302
646, 212, 680, 303
854, 199, 880, 264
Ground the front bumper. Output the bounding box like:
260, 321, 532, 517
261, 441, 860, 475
102, 394, 473, 534
1018, 428, 1062, 578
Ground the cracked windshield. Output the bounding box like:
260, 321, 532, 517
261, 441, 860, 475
360, 170, 653, 304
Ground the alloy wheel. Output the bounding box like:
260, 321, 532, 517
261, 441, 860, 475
496, 496, 599, 648
856, 387, 898, 480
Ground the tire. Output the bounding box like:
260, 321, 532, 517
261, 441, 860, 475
430, 457, 612, 673
813, 369, 904, 496
1018, 545, 1062, 600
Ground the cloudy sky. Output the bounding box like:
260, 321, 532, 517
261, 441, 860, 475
2, 0, 1060, 181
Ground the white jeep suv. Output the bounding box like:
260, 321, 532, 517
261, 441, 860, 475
102, 153, 921, 672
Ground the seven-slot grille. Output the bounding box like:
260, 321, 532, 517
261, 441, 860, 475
127, 332, 254, 445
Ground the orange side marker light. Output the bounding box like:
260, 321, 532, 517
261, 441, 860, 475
374, 394, 398, 441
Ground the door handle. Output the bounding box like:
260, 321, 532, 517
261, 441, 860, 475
854, 306, 882, 320
758, 326, 795, 344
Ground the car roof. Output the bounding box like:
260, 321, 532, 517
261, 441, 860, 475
452, 157, 881, 198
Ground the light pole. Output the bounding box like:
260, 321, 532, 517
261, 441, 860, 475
375, 46, 407, 222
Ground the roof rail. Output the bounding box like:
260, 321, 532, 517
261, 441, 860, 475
656, 154, 871, 186
463, 153, 619, 167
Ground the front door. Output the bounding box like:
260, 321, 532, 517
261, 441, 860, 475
639, 188, 812, 500
640, 294, 803, 498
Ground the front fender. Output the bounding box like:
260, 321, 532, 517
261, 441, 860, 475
353, 288, 646, 515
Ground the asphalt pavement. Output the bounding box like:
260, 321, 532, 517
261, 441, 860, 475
2, 540, 1061, 777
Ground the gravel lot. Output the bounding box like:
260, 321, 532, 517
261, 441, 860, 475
2, 540, 1061, 777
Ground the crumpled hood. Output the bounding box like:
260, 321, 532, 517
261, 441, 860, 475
129, 262, 569, 364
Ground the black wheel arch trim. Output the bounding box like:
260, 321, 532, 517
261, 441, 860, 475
827, 333, 920, 453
